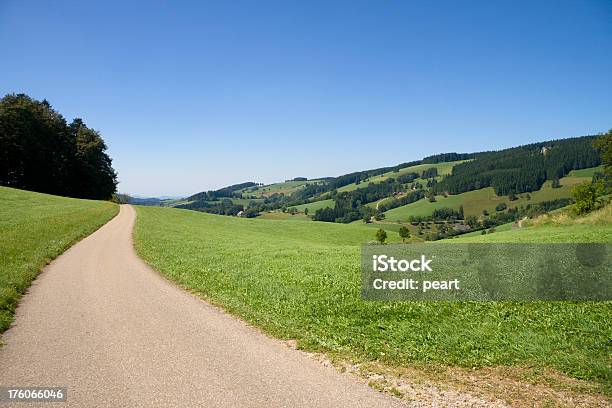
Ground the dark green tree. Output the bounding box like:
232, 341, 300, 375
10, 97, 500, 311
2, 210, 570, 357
593, 129, 612, 178
69, 119, 117, 199
376, 228, 387, 244
399, 226, 410, 242
594, 129, 612, 193
0, 94, 73, 195
374, 211, 385, 221
495, 203, 507, 211
0, 94, 117, 199
572, 182, 604, 215
466, 215, 479, 228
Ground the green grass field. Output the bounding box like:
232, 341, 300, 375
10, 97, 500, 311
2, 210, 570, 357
231, 197, 265, 206
255, 199, 334, 220
134, 205, 611, 396
451, 221, 515, 238
240, 179, 324, 198
293, 199, 334, 213
568, 166, 604, 178
337, 160, 464, 193
0, 187, 118, 332
160, 198, 194, 207
453, 204, 611, 243
257, 211, 312, 221
383, 166, 600, 221
455, 223, 611, 243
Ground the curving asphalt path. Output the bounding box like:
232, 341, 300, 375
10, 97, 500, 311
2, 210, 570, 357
0, 205, 403, 407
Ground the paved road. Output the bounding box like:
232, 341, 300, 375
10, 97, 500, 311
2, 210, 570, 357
0, 205, 403, 407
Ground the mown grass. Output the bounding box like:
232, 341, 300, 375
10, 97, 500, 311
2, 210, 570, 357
134, 205, 611, 393
0, 187, 118, 332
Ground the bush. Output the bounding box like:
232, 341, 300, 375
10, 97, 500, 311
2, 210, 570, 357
572, 182, 604, 215
375, 228, 387, 244
399, 226, 410, 242
495, 203, 507, 212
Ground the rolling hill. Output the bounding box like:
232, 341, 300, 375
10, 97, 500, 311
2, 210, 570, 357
336, 160, 465, 193
174, 135, 604, 237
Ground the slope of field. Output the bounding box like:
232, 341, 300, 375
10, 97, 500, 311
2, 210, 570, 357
293, 199, 334, 213
0, 187, 118, 332
254, 199, 334, 220
134, 205, 611, 400
386, 188, 496, 219
337, 160, 465, 193
240, 179, 324, 198
453, 204, 611, 243
384, 166, 600, 221
227, 197, 265, 206
256, 211, 311, 221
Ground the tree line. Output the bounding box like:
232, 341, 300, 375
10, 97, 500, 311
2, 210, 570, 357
434, 136, 601, 196
178, 198, 244, 216
0, 94, 117, 199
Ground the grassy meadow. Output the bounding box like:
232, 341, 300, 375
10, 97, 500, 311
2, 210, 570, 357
336, 160, 464, 193
134, 205, 611, 399
256, 211, 311, 221
0, 187, 118, 332
293, 198, 334, 213
240, 179, 324, 198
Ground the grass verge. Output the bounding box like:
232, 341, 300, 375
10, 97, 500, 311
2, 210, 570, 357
0, 187, 118, 333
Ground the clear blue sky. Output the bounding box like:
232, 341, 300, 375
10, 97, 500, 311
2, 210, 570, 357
1, 1, 611, 196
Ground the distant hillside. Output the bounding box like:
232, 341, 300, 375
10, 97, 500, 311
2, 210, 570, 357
187, 182, 258, 201
127, 197, 164, 206
179, 153, 477, 216
178, 134, 605, 235
434, 136, 600, 195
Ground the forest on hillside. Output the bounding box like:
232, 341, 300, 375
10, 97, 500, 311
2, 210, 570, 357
434, 137, 601, 195
0, 94, 117, 199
